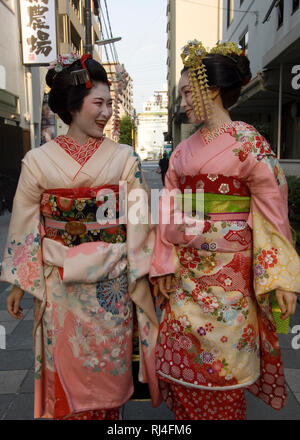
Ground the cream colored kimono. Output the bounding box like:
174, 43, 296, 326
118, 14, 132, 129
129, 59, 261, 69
1, 137, 161, 418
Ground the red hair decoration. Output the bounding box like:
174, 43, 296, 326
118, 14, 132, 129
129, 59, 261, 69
80, 54, 93, 89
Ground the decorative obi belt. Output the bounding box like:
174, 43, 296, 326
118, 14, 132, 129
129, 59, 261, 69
41, 185, 126, 247
177, 174, 250, 222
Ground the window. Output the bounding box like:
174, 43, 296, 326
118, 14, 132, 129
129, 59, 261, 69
277, 0, 284, 28
292, 0, 300, 14
227, 0, 234, 28
239, 30, 249, 54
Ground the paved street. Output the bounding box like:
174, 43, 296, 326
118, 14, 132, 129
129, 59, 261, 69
0, 161, 299, 420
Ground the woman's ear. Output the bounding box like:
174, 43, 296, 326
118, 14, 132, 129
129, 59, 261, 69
209, 86, 220, 101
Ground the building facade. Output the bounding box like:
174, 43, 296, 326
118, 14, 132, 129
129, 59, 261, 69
166, 0, 223, 148
222, 0, 300, 175
137, 91, 168, 161
102, 62, 134, 142
0, 0, 29, 181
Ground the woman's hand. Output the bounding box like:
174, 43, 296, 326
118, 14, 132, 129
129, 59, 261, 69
275, 289, 298, 320
154, 275, 177, 300
6, 286, 25, 320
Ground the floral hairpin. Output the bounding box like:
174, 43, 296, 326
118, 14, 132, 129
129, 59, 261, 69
48, 53, 81, 73
49, 53, 93, 89
210, 41, 243, 57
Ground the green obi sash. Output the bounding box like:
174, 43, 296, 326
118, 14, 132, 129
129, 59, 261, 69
176, 192, 251, 215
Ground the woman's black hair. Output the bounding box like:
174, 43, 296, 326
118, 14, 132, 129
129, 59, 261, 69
182, 53, 252, 109
45, 57, 110, 125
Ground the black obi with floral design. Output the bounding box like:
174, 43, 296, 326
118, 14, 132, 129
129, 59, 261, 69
41, 186, 126, 247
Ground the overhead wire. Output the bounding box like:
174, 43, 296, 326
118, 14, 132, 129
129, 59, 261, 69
103, 0, 119, 62
99, 2, 116, 63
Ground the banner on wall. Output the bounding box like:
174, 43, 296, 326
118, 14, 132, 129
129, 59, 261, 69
20, 0, 57, 65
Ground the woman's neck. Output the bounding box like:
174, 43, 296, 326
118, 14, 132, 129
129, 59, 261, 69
203, 103, 232, 132
66, 127, 90, 146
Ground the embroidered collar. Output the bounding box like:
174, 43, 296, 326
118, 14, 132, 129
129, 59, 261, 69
200, 121, 239, 144
55, 135, 104, 166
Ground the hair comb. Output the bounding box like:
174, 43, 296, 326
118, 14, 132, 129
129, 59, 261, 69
71, 69, 91, 86
70, 54, 93, 88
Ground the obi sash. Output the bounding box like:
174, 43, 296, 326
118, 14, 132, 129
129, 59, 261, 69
41, 185, 126, 247
177, 193, 251, 222
177, 173, 250, 222
178, 174, 290, 334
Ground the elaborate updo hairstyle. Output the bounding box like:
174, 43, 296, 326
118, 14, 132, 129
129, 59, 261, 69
183, 52, 252, 109
204, 53, 251, 108
46, 56, 110, 125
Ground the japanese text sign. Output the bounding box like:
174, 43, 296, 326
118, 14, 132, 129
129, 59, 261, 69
20, 0, 57, 65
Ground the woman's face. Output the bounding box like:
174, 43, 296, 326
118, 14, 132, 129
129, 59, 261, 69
178, 71, 203, 124
71, 82, 113, 138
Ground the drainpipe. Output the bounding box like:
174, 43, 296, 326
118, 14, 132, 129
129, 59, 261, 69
85, 0, 93, 54
26, 69, 35, 149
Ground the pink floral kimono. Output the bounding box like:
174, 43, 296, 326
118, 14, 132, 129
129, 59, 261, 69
150, 121, 300, 419
1, 135, 161, 419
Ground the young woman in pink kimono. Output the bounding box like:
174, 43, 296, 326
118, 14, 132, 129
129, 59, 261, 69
150, 41, 300, 420
1, 54, 160, 419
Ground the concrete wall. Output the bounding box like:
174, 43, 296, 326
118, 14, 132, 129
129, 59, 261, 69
0, 0, 29, 129
223, 0, 300, 76
137, 113, 168, 160
167, 0, 223, 147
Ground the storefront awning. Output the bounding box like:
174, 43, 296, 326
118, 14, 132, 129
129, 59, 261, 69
230, 67, 300, 117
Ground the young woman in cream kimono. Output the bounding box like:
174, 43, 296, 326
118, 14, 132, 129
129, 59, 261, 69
1, 54, 160, 419
150, 41, 300, 420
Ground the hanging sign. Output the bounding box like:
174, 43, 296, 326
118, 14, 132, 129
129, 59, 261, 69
20, 0, 57, 65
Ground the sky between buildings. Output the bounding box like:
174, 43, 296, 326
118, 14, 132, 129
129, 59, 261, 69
107, 0, 168, 113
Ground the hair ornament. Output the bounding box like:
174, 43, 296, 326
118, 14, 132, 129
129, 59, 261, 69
181, 40, 211, 120
70, 54, 93, 89
48, 53, 81, 73
181, 40, 249, 120
210, 41, 243, 57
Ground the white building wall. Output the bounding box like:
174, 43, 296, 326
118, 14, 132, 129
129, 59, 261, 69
222, 0, 300, 166
222, 0, 300, 76
0, 0, 28, 128
137, 114, 168, 160
167, 0, 223, 146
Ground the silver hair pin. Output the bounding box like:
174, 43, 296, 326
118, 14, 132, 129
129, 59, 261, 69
71, 69, 90, 86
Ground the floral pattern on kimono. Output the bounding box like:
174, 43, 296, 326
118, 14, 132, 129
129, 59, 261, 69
1, 136, 160, 419
150, 121, 300, 411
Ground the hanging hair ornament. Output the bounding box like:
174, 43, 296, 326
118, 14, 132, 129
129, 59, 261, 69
181, 40, 248, 120
70, 53, 93, 89
181, 40, 211, 120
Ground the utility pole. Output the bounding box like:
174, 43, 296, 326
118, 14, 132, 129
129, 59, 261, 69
85, 0, 93, 54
